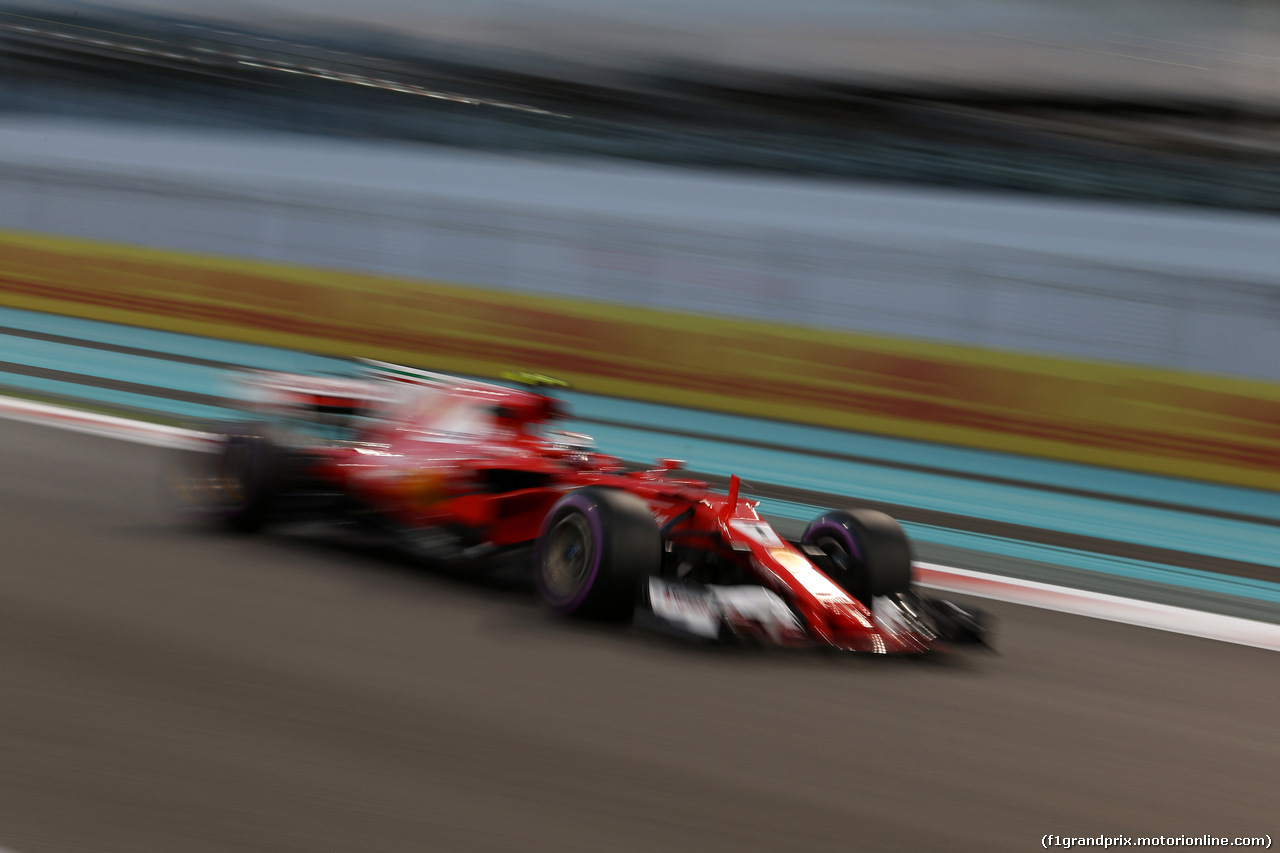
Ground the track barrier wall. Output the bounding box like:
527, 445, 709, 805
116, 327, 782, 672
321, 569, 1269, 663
2, 125, 1280, 489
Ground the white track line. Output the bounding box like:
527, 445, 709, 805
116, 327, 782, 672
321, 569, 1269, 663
4, 393, 1278, 652
916, 563, 1280, 652
0, 395, 206, 449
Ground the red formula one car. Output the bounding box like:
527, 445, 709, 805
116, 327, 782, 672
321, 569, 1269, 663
174, 361, 988, 653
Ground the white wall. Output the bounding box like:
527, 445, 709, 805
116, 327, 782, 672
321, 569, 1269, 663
3, 120, 1279, 382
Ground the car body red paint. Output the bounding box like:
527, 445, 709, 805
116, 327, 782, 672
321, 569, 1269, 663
179, 361, 988, 653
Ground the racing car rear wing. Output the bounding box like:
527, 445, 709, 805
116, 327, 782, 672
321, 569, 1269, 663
357, 358, 455, 387
228, 359, 573, 437
231, 370, 398, 423
357, 358, 514, 395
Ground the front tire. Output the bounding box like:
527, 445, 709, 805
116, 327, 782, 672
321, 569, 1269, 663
801, 509, 913, 607
534, 487, 660, 621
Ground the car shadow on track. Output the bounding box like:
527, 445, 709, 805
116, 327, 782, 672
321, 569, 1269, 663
146, 517, 991, 672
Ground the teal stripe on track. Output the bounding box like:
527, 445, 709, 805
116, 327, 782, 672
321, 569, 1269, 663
562, 392, 1280, 523
3, 335, 230, 399
754, 496, 1280, 605
0, 307, 353, 374
0, 372, 230, 421
581, 422, 1280, 571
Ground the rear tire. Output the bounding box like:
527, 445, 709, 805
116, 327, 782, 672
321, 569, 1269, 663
801, 509, 913, 607
534, 487, 660, 621
171, 431, 283, 533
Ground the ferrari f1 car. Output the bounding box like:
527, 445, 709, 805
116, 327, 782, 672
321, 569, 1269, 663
173, 361, 989, 653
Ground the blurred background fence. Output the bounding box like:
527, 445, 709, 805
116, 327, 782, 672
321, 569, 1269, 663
4, 3, 1280, 212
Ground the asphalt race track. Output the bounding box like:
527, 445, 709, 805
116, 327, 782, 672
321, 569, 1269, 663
0, 419, 1274, 853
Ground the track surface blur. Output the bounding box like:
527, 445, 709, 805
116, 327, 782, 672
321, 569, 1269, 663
0, 420, 1274, 852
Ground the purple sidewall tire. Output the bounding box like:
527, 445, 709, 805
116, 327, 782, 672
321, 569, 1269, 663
802, 520, 863, 563
534, 491, 606, 615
